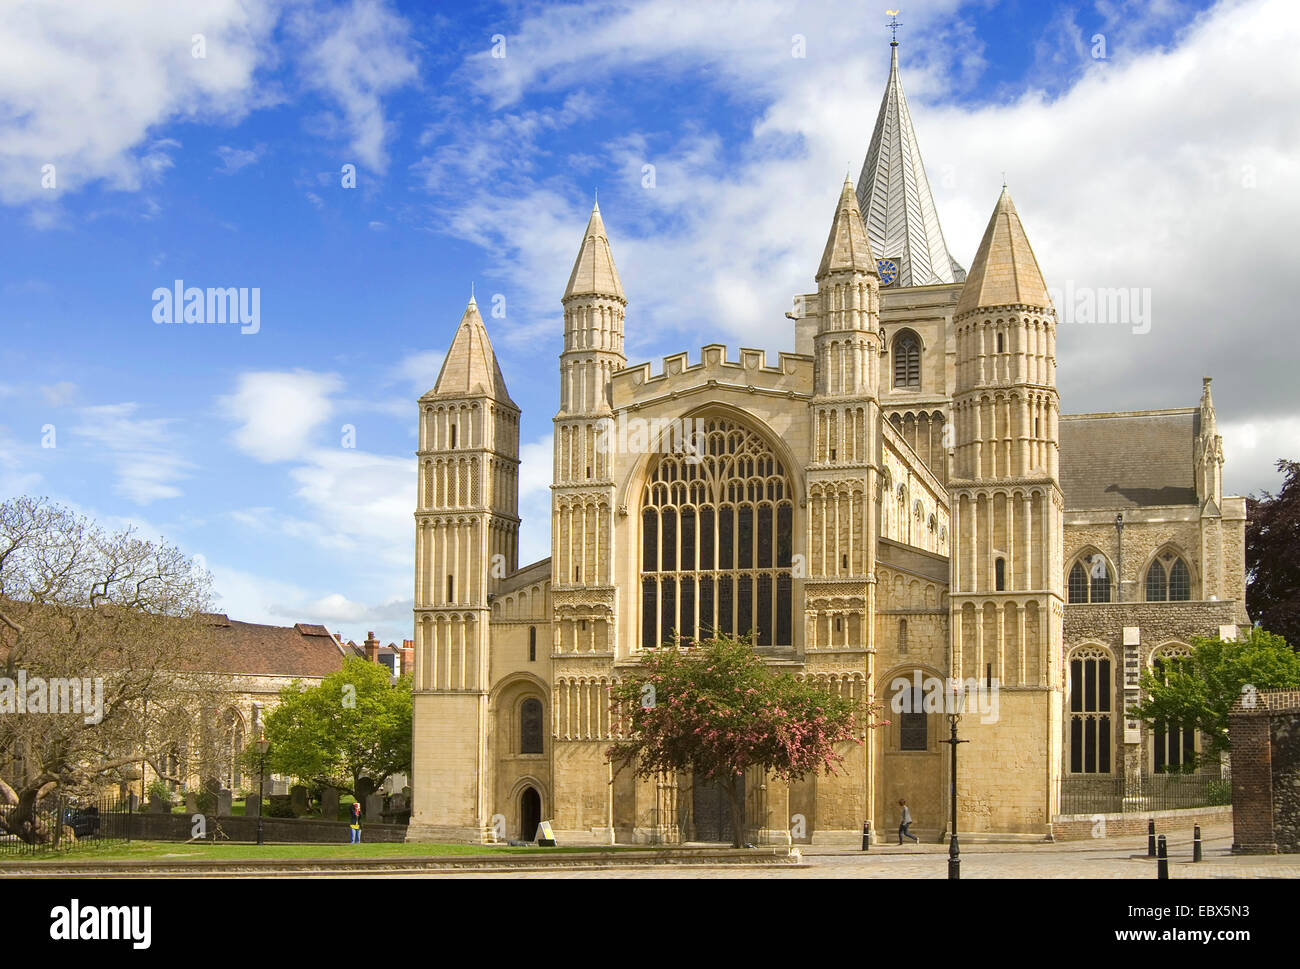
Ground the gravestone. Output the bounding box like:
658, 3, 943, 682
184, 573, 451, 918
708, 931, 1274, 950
244, 793, 260, 818
365, 793, 385, 821
320, 787, 339, 820
149, 796, 170, 814
290, 785, 309, 816
217, 789, 233, 816
185, 793, 198, 815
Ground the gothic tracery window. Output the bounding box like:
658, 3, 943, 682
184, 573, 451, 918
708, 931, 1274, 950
1067, 552, 1113, 603
1146, 553, 1193, 601
520, 697, 543, 754
641, 418, 794, 649
1151, 647, 1196, 772
1068, 647, 1112, 773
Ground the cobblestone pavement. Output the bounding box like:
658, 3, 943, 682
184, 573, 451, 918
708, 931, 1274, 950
390, 825, 1300, 878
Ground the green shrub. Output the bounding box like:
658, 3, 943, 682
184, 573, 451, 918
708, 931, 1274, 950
1207, 779, 1233, 805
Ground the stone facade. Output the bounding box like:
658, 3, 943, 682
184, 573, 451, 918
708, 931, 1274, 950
408, 43, 1249, 845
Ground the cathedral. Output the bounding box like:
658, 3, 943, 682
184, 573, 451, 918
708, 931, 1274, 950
406, 41, 1249, 844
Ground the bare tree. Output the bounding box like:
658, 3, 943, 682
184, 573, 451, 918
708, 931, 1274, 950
0, 497, 229, 843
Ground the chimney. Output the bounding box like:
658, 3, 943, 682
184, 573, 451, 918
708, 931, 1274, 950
364, 631, 380, 663
399, 639, 415, 677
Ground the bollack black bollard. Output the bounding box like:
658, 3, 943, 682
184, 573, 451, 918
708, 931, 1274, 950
862, 821, 871, 851
1148, 818, 1157, 858
1157, 834, 1169, 879
1193, 824, 1202, 863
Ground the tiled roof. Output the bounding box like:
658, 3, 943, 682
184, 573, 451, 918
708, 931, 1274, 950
1059, 410, 1200, 510
194, 613, 348, 677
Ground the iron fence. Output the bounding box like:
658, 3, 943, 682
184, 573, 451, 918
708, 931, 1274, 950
1059, 772, 1232, 816
0, 794, 131, 857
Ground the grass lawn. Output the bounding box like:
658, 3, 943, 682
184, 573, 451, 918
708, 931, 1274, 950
8, 840, 646, 862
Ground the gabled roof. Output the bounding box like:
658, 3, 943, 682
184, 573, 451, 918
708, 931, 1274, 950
818, 178, 878, 279
564, 202, 625, 302
1059, 410, 1201, 510
955, 187, 1052, 317
855, 43, 964, 287
425, 296, 517, 407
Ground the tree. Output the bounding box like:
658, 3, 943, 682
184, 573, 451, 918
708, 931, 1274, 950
605, 634, 876, 847
0, 497, 221, 843
247, 656, 411, 806
1128, 626, 1300, 762
1247, 459, 1300, 647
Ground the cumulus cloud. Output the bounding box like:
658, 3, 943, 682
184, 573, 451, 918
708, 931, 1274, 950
219, 370, 343, 463
0, 0, 280, 204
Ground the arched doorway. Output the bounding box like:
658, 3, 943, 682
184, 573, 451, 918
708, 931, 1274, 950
520, 786, 541, 842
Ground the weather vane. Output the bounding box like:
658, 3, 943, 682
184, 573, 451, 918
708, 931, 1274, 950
886, 9, 902, 44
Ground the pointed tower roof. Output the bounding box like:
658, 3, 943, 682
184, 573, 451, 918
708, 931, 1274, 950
563, 202, 626, 302
427, 295, 517, 407
955, 187, 1052, 317
818, 177, 878, 278
855, 42, 964, 287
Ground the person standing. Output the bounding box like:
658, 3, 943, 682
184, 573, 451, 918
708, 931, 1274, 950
898, 798, 919, 844
350, 800, 362, 844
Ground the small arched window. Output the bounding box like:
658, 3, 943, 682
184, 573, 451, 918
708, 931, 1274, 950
450, 423, 456, 449
995, 557, 1006, 591
528, 626, 536, 662
893, 331, 921, 389
898, 619, 908, 653
1146, 553, 1193, 602
520, 698, 543, 754
1068, 553, 1112, 603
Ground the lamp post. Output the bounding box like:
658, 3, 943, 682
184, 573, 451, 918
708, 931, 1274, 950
256, 734, 270, 847
942, 681, 969, 880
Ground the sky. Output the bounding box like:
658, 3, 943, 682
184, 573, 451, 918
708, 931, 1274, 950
1, 0, 1297, 645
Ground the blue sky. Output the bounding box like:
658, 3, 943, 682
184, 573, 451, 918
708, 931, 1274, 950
1, 0, 1297, 644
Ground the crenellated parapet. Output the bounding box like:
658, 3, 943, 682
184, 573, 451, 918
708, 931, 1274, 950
610, 344, 812, 410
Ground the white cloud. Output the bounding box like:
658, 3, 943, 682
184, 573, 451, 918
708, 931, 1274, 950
1221, 417, 1300, 497
40, 381, 77, 407
72, 402, 191, 503
0, 0, 280, 204
219, 370, 342, 463
215, 144, 264, 174
427, 0, 1300, 446
289, 0, 420, 174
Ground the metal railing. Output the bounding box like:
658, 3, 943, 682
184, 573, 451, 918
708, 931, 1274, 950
1059, 772, 1231, 815
0, 794, 131, 857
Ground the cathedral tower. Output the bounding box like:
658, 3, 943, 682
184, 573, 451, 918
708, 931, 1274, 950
409, 295, 520, 840
949, 187, 1064, 833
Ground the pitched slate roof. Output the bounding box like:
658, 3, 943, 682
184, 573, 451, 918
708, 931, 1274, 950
1059, 410, 1201, 510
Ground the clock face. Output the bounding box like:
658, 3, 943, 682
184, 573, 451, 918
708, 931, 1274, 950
877, 258, 899, 286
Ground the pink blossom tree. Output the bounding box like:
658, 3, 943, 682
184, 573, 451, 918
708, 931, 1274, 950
605, 634, 880, 847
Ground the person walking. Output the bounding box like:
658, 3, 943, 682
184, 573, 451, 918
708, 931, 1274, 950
898, 798, 919, 845
350, 800, 362, 844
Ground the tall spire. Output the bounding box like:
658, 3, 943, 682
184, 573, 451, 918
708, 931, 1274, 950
564, 201, 625, 302
817, 177, 878, 279
855, 41, 964, 287
955, 186, 1051, 317
429, 296, 516, 405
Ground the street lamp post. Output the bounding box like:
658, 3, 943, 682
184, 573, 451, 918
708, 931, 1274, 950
256, 734, 270, 847
942, 683, 969, 880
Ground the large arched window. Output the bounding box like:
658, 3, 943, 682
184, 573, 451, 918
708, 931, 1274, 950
1068, 647, 1112, 773
1146, 552, 1193, 601
893, 331, 921, 389
1067, 551, 1113, 603
641, 418, 794, 649
520, 698, 544, 754
1151, 647, 1196, 771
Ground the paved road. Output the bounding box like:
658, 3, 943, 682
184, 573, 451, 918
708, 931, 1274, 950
373, 824, 1300, 878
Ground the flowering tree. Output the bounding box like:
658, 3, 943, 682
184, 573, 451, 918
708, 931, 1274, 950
605, 634, 879, 847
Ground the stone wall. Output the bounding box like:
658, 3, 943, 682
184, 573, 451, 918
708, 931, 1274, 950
1051, 805, 1230, 841
124, 812, 408, 844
